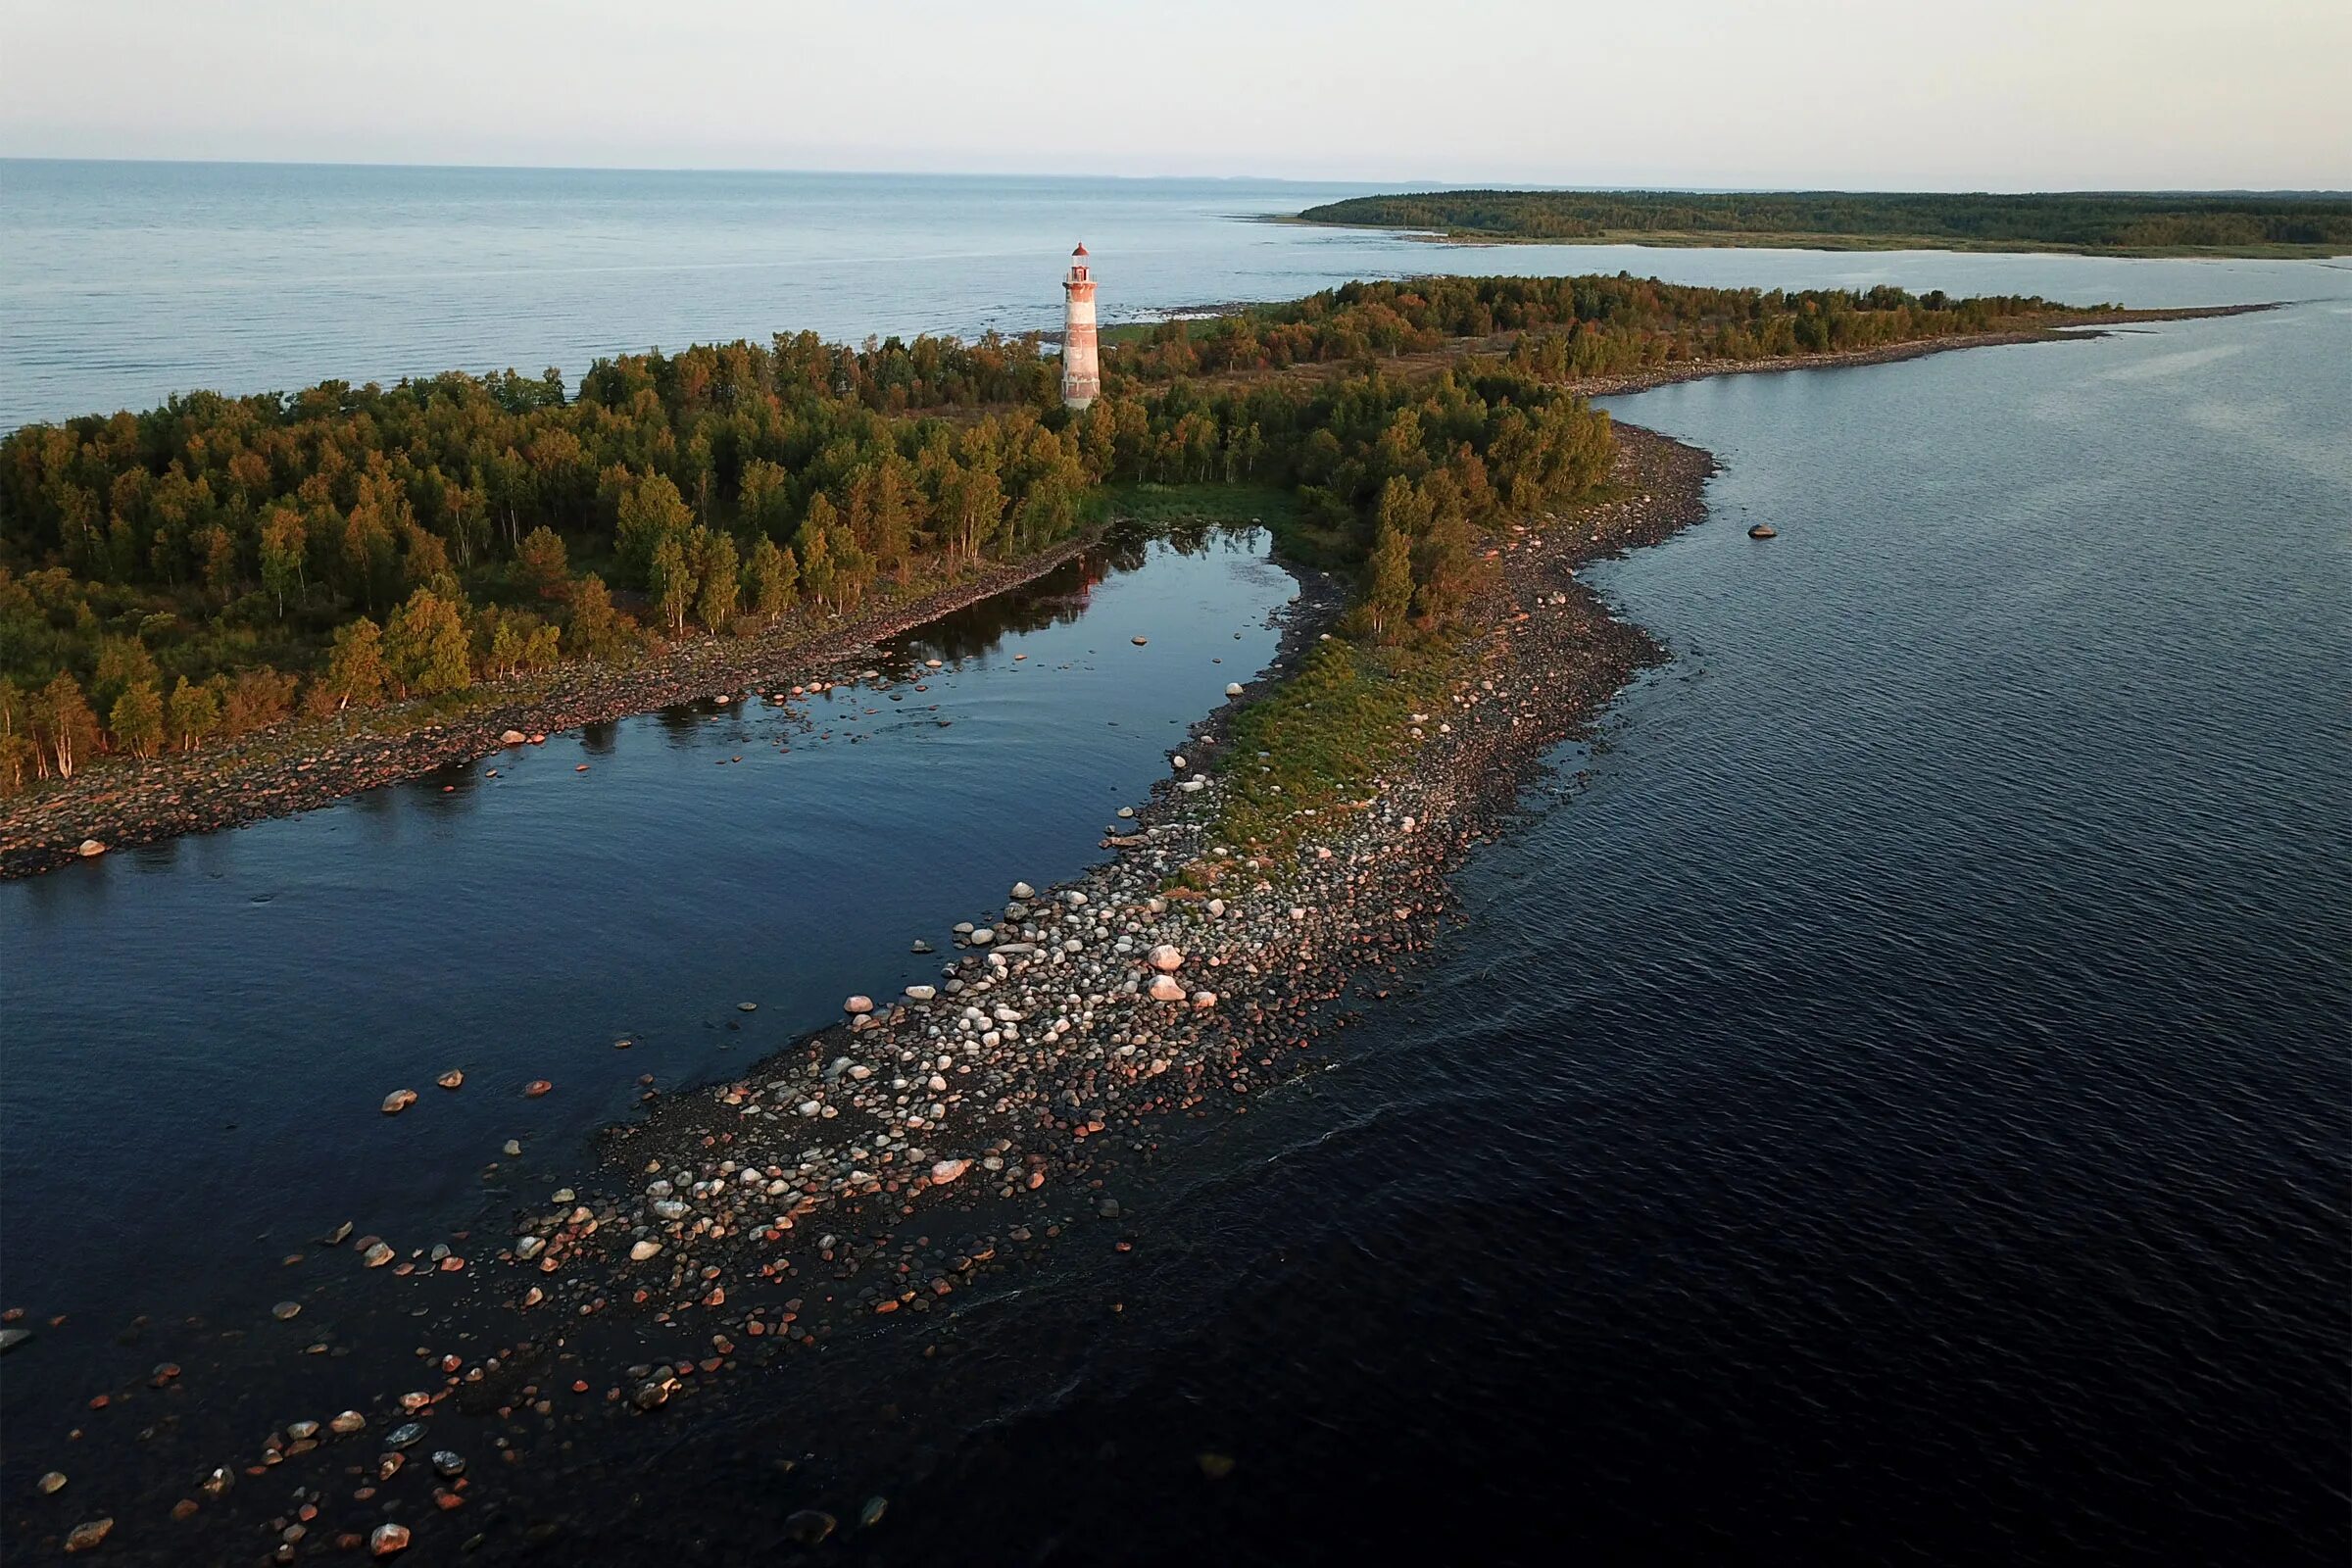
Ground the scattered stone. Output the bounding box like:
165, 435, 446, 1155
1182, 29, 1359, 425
500, 729, 527, 745
431, 1450, 466, 1478
37, 1470, 66, 1494
929, 1158, 971, 1185
1147, 945, 1184, 972
783, 1510, 837, 1546
435, 1069, 464, 1090
75, 840, 106, 858
1748, 522, 1779, 539
64, 1518, 112, 1553
381, 1090, 417, 1115
0, 1327, 30, 1353
523, 1079, 553, 1098
362, 1243, 394, 1268
369, 1522, 412, 1557
1131, 636, 1149, 646
1148, 975, 1186, 1003
845, 996, 874, 1015
860, 1496, 889, 1529
629, 1241, 663, 1262
1225, 682, 1244, 697
330, 1410, 367, 1435
737, 1002, 758, 1012
271, 1301, 302, 1321
1010, 881, 1034, 900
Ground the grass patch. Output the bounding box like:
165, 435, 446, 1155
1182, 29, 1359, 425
1205, 633, 1454, 866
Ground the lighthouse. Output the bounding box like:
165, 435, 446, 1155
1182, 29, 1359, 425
1060, 245, 1101, 411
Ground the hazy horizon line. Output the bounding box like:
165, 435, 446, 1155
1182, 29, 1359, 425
3, 154, 2343, 199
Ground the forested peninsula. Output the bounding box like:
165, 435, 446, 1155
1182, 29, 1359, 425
1294, 190, 2352, 256
0, 275, 2243, 870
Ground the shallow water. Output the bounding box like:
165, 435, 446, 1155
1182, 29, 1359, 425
0, 528, 1290, 1345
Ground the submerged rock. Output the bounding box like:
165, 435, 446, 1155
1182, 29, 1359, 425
783, 1510, 837, 1546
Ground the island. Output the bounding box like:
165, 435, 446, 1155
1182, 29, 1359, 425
1291, 190, 2352, 257
0, 273, 2260, 874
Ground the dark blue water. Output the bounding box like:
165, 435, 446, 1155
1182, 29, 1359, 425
0, 530, 1290, 1340
789, 302, 2348, 1565
2, 166, 2346, 1560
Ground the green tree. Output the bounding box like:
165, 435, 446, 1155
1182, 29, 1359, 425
260, 504, 307, 617
565, 573, 631, 661
799, 508, 838, 611
694, 528, 740, 632
744, 537, 797, 621
0, 677, 31, 793
109, 679, 165, 760
616, 472, 694, 587
92, 636, 160, 717
385, 588, 471, 697
322, 617, 389, 710
649, 534, 692, 635
33, 671, 99, 780
167, 675, 220, 751
1360, 514, 1415, 643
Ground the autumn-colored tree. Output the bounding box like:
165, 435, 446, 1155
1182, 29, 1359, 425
220, 667, 299, 736
516, 525, 569, 603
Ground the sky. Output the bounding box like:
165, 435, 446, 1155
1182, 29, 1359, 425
3, 0, 2346, 188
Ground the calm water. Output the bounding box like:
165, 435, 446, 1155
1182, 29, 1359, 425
4, 160, 2342, 428
2, 165, 2347, 1562
0, 529, 1291, 1339
799, 297, 2350, 1565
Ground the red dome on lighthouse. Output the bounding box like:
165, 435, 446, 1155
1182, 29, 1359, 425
1072, 243, 1089, 256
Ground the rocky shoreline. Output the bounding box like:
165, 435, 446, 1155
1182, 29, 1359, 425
0, 422, 1714, 1563
0, 537, 1099, 880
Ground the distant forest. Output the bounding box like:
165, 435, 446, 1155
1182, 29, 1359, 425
0, 274, 2095, 791
1296, 191, 2352, 255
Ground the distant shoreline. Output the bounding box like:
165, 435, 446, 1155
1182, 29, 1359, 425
1276, 187, 2352, 261
1271, 213, 2351, 261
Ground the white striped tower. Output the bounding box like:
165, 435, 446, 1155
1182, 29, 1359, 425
1060, 244, 1101, 410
